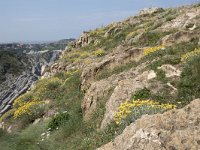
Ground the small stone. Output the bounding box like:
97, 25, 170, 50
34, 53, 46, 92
147, 70, 157, 80
41, 133, 46, 137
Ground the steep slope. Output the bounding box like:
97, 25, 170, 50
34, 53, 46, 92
0, 50, 61, 115
0, 4, 200, 150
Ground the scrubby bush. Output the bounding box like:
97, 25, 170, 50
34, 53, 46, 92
143, 45, 165, 56
181, 48, 200, 62
48, 112, 70, 130
94, 49, 106, 57
14, 101, 44, 120
0, 129, 4, 137
114, 99, 176, 125
131, 88, 151, 100
13, 93, 33, 108
178, 55, 200, 105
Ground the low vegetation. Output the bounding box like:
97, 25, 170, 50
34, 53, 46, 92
114, 99, 176, 126
0, 4, 200, 150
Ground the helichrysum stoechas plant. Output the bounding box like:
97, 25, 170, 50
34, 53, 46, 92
94, 49, 106, 57
114, 99, 176, 125
144, 45, 165, 56
181, 48, 200, 62
14, 101, 44, 119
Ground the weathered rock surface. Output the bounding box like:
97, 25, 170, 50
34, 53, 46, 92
81, 46, 143, 91
161, 6, 200, 30
139, 7, 164, 16
97, 99, 200, 150
158, 64, 181, 78
100, 70, 161, 129
82, 63, 146, 121
72, 31, 94, 48
161, 31, 198, 46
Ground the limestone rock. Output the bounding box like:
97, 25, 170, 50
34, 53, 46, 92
72, 31, 94, 48
139, 7, 164, 16
158, 64, 181, 78
104, 27, 122, 37
161, 7, 200, 30
148, 70, 157, 80
161, 31, 197, 46
97, 99, 200, 150
100, 70, 159, 129
81, 47, 144, 91
82, 60, 150, 120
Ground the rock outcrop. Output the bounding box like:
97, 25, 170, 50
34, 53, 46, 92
97, 99, 200, 150
72, 31, 93, 48
81, 46, 143, 91
139, 7, 164, 16
161, 6, 200, 30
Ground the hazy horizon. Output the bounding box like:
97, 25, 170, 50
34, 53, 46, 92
0, 0, 199, 43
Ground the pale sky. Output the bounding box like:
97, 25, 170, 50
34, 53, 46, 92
0, 0, 198, 43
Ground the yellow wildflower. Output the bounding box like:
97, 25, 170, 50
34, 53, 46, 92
114, 99, 176, 125
181, 48, 200, 62
144, 45, 165, 56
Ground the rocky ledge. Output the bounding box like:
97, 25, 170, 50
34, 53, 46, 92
97, 99, 200, 150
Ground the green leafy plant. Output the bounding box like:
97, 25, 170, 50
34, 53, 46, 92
48, 112, 70, 130
178, 55, 200, 105
131, 88, 151, 100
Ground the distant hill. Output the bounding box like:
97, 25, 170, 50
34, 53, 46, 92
0, 38, 75, 52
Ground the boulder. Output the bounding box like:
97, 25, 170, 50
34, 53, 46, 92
158, 64, 181, 78
97, 99, 200, 150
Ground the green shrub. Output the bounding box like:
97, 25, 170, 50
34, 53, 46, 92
48, 112, 70, 130
156, 69, 167, 83
0, 129, 4, 137
131, 88, 151, 100
178, 55, 200, 105
134, 31, 173, 46
94, 49, 106, 57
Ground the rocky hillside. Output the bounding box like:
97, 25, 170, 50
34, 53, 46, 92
0, 3, 200, 150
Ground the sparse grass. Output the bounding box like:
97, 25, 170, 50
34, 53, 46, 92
131, 87, 177, 105
0, 70, 119, 150
131, 88, 151, 100
96, 62, 136, 81
178, 55, 200, 105
132, 30, 175, 47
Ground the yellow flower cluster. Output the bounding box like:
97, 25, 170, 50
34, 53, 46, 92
181, 48, 200, 62
94, 49, 106, 57
144, 45, 165, 56
13, 95, 26, 108
14, 101, 43, 119
114, 99, 176, 125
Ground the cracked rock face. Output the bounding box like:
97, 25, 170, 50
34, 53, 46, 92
97, 99, 200, 150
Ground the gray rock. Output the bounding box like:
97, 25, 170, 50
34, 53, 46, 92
0, 50, 61, 116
